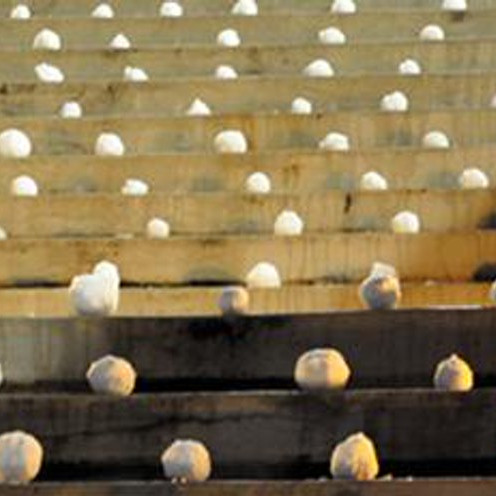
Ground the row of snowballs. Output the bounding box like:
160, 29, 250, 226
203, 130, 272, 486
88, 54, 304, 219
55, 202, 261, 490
0, 128, 478, 158
9, 0, 470, 20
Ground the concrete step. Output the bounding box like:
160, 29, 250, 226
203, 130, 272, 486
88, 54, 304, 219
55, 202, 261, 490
0, 147, 493, 193
1, 11, 496, 48
0, 232, 493, 286
0, 110, 495, 154
0, 283, 488, 317
2, 41, 496, 81
2, 75, 495, 117
0, 190, 495, 237
1, 308, 494, 386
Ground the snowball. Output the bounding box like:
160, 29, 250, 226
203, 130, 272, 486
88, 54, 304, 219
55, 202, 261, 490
218, 286, 250, 316
319, 132, 350, 151
121, 178, 149, 196
91, 3, 115, 18
380, 91, 409, 112
0, 431, 43, 484
86, 355, 137, 396
330, 0, 357, 14
294, 348, 351, 390
109, 33, 131, 50
0, 227, 7, 240
159, 1, 184, 17
214, 65, 238, 79
161, 440, 212, 483
359, 262, 401, 310
186, 98, 212, 116
291, 97, 313, 115
231, 0, 258, 16
0, 129, 32, 158
246, 262, 281, 288
303, 59, 335, 77
146, 217, 171, 239
359, 171, 388, 191
217, 28, 241, 47
422, 130, 451, 149
330, 432, 379, 481
245, 172, 272, 194
458, 168, 489, 189
95, 133, 125, 156
398, 58, 422, 76
69, 260, 120, 316
442, 0, 467, 12
318, 26, 347, 45
123, 66, 149, 82
32, 29, 62, 51
214, 130, 248, 154
391, 211, 421, 234
10, 175, 38, 197
273, 209, 304, 236
433, 354, 473, 391
59, 101, 83, 119
10, 4, 31, 19
34, 62, 65, 83
419, 24, 445, 41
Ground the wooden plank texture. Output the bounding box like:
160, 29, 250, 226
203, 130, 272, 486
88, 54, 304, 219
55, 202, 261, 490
0, 233, 494, 285
1, 308, 495, 385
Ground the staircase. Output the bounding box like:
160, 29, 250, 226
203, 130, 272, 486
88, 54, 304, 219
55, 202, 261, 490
0, 0, 496, 494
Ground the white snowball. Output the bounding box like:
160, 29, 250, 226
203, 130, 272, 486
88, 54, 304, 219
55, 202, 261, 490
330, 432, 379, 481
422, 130, 451, 149
291, 97, 313, 115
303, 59, 335, 78
214, 130, 248, 154
218, 286, 250, 315
10, 175, 38, 197
123, 66, 149, 82
442, 0, 467, 12
161, 440, 212, 483
146, 217, 171, 239
318, 26, 347, 45
95, 133, 126, 156
121, 178, 149, 196
10, 4, 31, 19
433, 354, 473, 391
32, 29, 62, 51
186, 98, 212, 116
0, 227, 7, 240
398, 58, 422, 76
359, 262, 401, 310
59, 101, 83, 119
214, 65, 238, 80
391, 211, 421, 234
159, 1, 184, 17
231, 0, 258, 16
69, 260, 120, 316
380, 91, 409, 112
34, 62, 65, 83
246, 262, 281, 288
109, 33, 132, 50
91, 3, 115, 18
245, 172, 272, 194
319, 132, 350, 151
0, 431, 43, 484
330, 0, 357, 14
217, 28, 241, 47
419, 24, 445, 41
458, 168, 489, 189
294, 348, 351, 390
86, 355, 137, 396
359, 171, 388, 191
273, 210, 304, 237
0, 129, 32, 158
